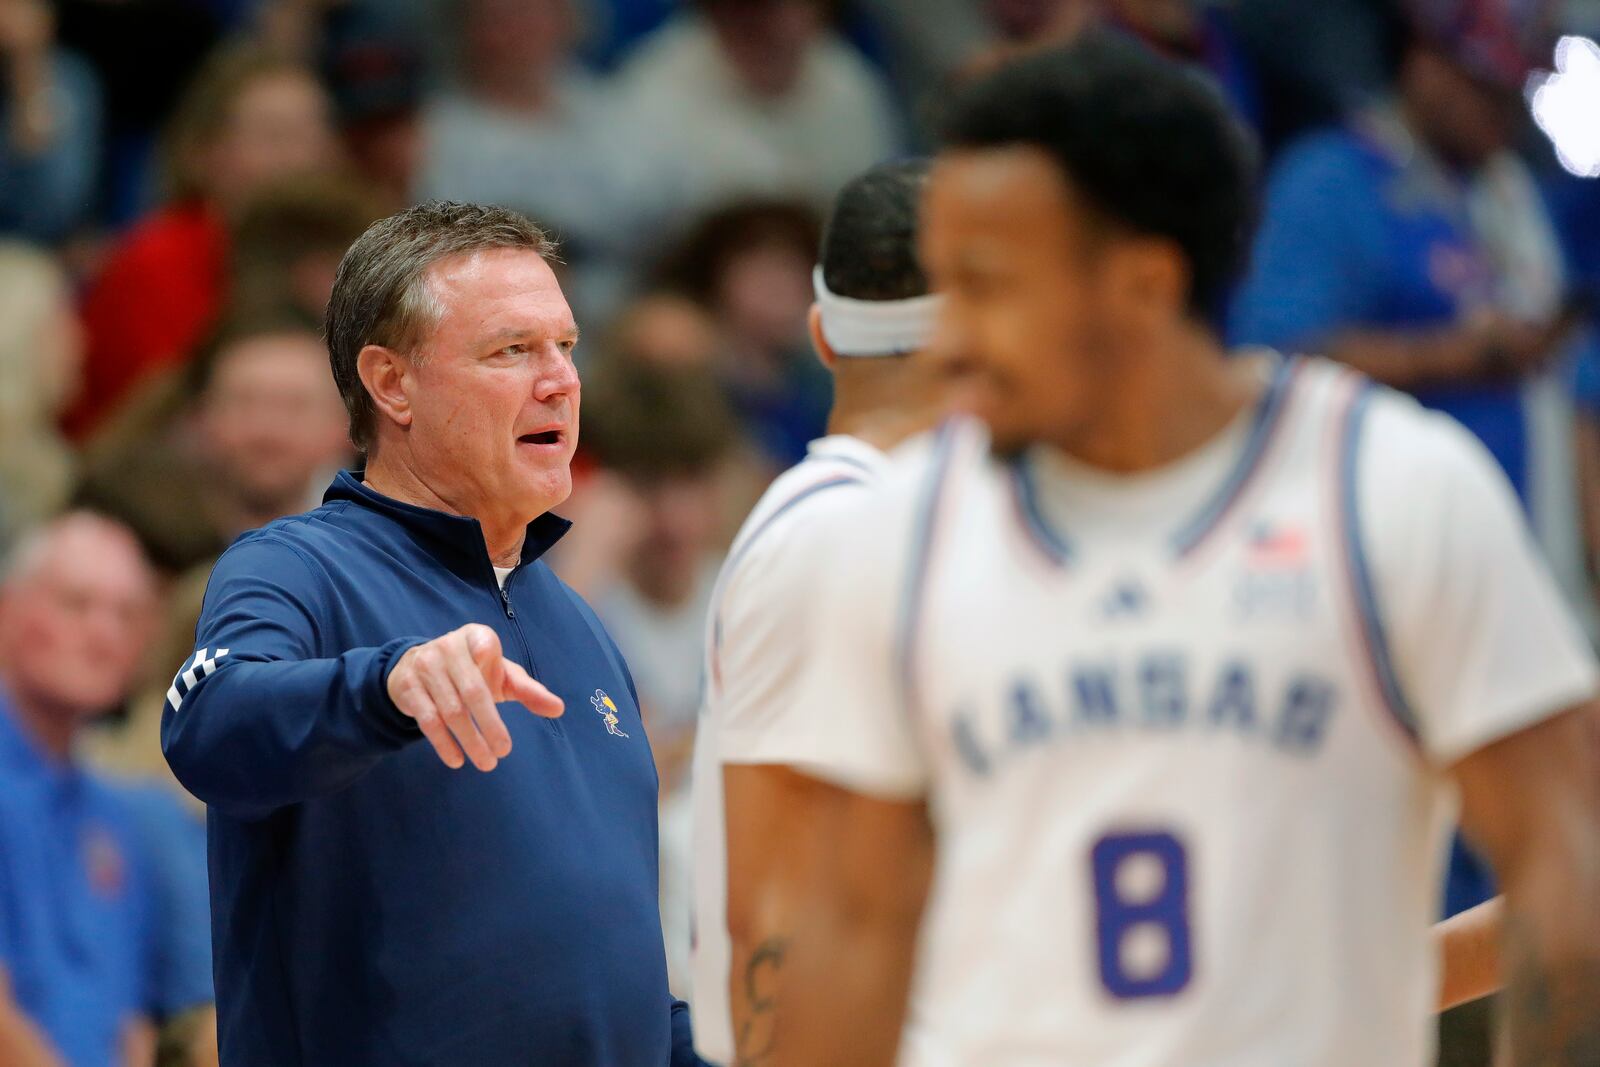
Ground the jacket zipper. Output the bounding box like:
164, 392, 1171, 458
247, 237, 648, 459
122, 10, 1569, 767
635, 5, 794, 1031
498, 571, 560, 734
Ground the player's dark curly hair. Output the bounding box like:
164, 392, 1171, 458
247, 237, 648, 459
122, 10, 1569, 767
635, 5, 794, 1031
941, 32, 1260, 322
819, 158, 931, 303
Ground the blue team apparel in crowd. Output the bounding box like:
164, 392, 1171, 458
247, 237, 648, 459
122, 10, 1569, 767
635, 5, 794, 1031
105, 780, 214, 1023
162, 471, 697, 1066
0, 691, 211, 1067
1230, 118, 1533, 500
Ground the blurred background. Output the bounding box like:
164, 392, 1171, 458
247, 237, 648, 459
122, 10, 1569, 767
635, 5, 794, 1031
2, 0, 1599, 1063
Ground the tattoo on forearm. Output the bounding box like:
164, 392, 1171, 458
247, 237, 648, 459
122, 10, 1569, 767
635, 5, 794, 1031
735, 936, 789, 1067
1502, 911, 1600, 1065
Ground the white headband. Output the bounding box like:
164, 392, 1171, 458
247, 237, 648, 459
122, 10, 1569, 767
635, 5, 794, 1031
812, 265, 942, 358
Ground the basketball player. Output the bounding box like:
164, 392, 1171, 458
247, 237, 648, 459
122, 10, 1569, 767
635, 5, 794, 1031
764, 35, 1600, 1067
689, 159, 948, 1066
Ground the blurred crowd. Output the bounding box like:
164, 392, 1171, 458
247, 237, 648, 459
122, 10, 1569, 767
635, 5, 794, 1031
3, 0, 1600, 1063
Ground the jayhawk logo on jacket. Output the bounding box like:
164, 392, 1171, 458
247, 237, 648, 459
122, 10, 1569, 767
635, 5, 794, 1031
591, 690, 629, 738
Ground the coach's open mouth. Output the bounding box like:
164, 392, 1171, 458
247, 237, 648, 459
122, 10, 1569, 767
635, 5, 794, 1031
518, 430, 563, 446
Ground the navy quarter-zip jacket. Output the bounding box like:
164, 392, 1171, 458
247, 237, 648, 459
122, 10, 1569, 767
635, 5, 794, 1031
162, 472, 696, 1066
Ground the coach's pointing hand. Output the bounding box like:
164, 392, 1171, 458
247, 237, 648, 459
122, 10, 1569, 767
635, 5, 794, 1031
387, 624, 564, 771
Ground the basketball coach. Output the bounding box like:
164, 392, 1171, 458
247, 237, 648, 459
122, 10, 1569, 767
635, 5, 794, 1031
163, 201, 702, 1065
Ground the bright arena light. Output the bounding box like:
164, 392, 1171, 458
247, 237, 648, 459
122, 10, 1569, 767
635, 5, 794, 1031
1529, 35, 1600, 178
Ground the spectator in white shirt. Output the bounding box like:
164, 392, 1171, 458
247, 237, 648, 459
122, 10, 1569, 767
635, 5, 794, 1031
614, 0, 902, 215
418, 0, 671, 319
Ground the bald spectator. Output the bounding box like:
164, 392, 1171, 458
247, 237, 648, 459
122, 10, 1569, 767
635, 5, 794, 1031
615, 0, 900, 214
0, 514, 213, 1067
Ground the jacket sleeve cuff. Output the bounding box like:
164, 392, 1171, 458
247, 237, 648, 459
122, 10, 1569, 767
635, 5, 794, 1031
357, 636, 434, 743
669, 997, 705, 1067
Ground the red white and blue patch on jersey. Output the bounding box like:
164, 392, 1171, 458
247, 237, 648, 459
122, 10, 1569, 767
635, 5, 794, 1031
1245, 520, 1309, 569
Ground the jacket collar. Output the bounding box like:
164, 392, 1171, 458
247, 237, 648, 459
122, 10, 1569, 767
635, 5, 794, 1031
324, 471, 572, 577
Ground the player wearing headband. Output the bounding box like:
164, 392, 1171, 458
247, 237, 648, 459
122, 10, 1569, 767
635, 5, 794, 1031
687, 159, 948, 1066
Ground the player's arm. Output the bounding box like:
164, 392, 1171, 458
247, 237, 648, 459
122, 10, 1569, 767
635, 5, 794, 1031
722, 763, 835, 1064
1450, 702, 1600, 1062
710, 483, 887, 1063
712, 463, 937, 1067
768, 785, 933, 1067
1434, 896, 1504, 1011
162, 539, 561, 820
747, 483, 935, 1067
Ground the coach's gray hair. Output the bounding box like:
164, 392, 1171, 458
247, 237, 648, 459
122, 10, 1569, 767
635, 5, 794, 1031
324, 200, 559, 453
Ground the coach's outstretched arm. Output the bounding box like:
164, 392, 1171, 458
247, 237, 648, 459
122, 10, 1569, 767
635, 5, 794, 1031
1452, 703, 1600, 1064
162, 538, 561, 820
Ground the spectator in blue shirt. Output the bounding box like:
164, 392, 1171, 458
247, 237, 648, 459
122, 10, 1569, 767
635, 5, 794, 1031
1231, 0, 1577, 507
161, 201, 702, 1066
0, 512, 213, 1067
0, 0, 100, 243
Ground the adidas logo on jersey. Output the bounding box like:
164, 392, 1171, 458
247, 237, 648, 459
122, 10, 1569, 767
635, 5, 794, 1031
1099, 579, 1149, 619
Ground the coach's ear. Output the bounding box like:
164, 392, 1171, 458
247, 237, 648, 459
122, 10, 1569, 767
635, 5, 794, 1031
808, 304, 839, 371
357, 344, 416, 431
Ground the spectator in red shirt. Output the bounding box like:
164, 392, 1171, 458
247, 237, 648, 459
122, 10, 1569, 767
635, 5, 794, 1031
65, 44, 337, 442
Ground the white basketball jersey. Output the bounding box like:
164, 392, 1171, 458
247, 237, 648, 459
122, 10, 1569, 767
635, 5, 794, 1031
785, 355, 1598, 1067
689, 434, 885, 1065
